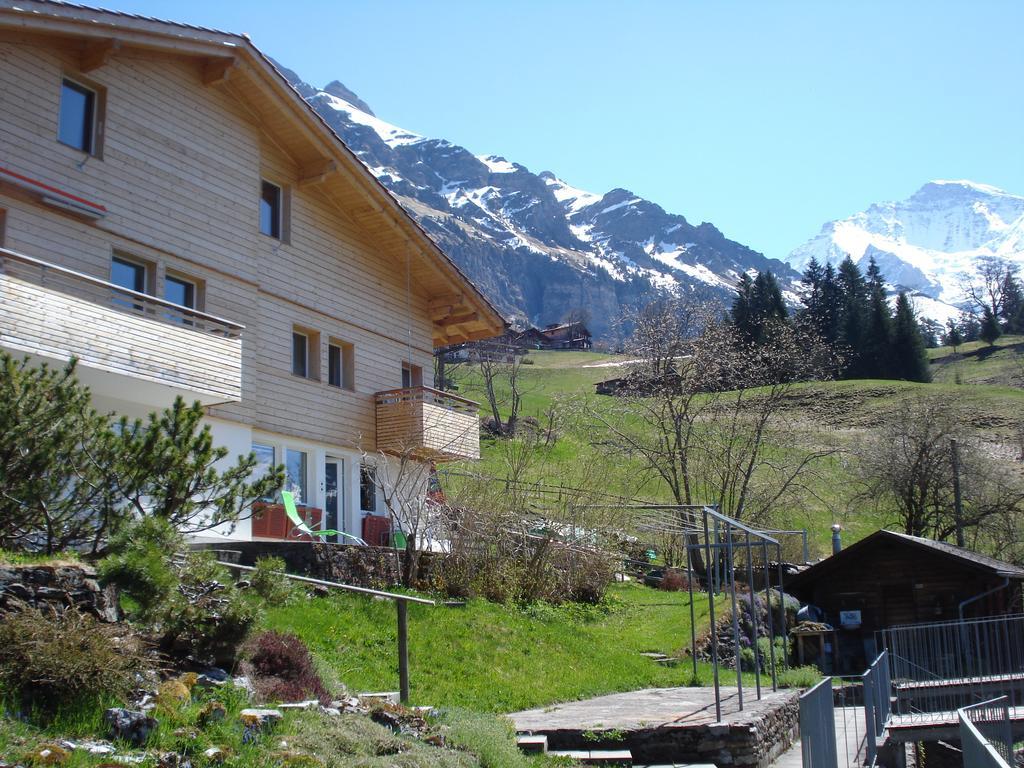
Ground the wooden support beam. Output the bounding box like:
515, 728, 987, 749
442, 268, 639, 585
438, 311, 479, 328
201, 56, 236, 86
428, 293, 463, 312
297, 159, 338, 188
79, 38, 119, 72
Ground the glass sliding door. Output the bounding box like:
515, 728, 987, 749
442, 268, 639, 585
324, 458, 345, 543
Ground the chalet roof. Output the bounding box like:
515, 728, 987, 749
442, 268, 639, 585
0, 0, 505, 346
785, 529, 1024, 596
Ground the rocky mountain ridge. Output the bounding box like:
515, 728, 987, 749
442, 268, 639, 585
787, 180, 1024, 323
276, 64, 797, 338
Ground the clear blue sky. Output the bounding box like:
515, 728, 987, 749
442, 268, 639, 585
114, 0, 1023, 262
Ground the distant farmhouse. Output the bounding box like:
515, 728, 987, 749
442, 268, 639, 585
443, 320, 592, 363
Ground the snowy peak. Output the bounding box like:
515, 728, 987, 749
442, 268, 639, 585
787, 180, 1024, 323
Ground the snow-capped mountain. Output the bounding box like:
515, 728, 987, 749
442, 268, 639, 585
787, 181, 1024, 323
277, 65, 796, 338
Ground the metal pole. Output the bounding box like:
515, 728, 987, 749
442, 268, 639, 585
951, 438, 965, 548
746, 530, 762, 699
703, 507, 722, 722
763, 539, 778, 691
397, 600, 410, 704
776, 544, 786, 672
801, 529, 809, 563
727, 525, 744, 710
685, 526, 698, 679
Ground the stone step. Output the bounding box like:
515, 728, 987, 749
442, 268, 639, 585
549, 749, 633, 765
516, 734, 548, 754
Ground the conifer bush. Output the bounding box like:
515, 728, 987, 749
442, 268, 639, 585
241, 631, 330, 705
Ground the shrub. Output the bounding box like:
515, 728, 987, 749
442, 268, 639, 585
159, 552, 261, 666
242, 631, 329, 705
247, 556, 294, 607
659, 568, 691, 592
0, 608, 140, 718
777, 665, 822, 689
98, 516, 181, 618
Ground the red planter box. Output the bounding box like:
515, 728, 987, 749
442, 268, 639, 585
251, 502, 322, 540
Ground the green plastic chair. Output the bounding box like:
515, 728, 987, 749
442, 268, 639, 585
281, 490, 367, 546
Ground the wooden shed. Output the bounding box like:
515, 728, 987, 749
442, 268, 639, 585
785, 530, 1024, 673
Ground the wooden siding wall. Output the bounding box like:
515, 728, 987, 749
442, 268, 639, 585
0, 36, 436, 450
801, 540, 1022, 629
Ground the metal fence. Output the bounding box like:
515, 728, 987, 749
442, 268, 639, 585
959, 697, 1014, 768
801, 677, 838, 768
877, 614, 1024, 719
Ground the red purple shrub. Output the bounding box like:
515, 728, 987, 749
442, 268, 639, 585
241, 630, 329, 705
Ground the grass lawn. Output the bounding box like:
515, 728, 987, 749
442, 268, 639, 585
264, 581, 733, 713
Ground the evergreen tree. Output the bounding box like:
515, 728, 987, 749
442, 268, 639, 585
1001, 270, 1024, 333
890, 293, 931, 382
863, 256, 894, 378
980, 306, 1002, 346
729, 272, 755, 340
730, 270, 788, 344
836, 256, 869, 377
818, 262, 841, 345
959, 312, 981, 343
943, 319, 963, 350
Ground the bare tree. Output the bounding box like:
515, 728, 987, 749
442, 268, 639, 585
960, 256, 1019, 320
854, 398, 1024, 548
475, 352, 527, 437
583, 293, 840, 531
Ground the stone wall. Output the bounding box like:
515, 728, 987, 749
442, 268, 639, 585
544, 692, 800, 768
0, 563, 120, 622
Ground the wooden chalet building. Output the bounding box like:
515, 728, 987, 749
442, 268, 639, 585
785, 530, 1024, 672
537, 321, 592, 350
0, 1, 503, 543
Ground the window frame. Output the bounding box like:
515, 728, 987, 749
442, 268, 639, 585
360, 464, 377, 513
292, 330, 309, 378
327, 338, 355, 390
164, 273, 198, 311
284, 448, 308, 506
58, 76, 103, 157
259, 179, 284, 240
402, 362, 423, 388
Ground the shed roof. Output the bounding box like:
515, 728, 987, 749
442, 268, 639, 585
785, 529, 1024, 597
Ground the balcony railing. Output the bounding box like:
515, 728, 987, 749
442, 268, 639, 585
0, 246, 243, 405
375, 385, 480, 462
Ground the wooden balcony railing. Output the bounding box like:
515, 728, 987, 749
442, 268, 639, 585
375, 385, 480, 462
0, 246, 243, 404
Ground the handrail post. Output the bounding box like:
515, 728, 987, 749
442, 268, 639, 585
397, 600, 410, 705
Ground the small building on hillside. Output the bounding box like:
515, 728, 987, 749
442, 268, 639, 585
785, 530, 1024, 673
538, 322, 592, 350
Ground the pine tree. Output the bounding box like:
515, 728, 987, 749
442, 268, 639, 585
836, 256, 869, 377
943, 319, 963, 350
1001, 270, 1024, 333
730, 270, 788, 344
980, 306, 1002, 346
863, 256, 894, 378
818, 262, 841, 345
959, 312, 981, 343
729, 273, 755, 341
891, 293, 931, 382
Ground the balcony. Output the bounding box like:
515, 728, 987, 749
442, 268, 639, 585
375, 386, 480, 462
0, 247, 243, 408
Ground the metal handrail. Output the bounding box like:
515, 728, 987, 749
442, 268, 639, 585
0, 246, 244, 336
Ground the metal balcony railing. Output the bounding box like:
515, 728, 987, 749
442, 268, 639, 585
0, 246, 243, 338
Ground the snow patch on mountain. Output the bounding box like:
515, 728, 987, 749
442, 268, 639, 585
787, 180, 1024, 323
319, 92, 424, 148
477, 155, 518, 173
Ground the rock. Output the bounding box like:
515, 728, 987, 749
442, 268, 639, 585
231, 675, 255, 697
25, 744, 70, 764
104, 708, 158, 747
58, 740, 115, 755
197, 701, 226, 727
319, 706, 341, 716
239, 708, 283, 728
158, 753, 192, 768
194, 667, 230, 688
156, 679, 191, 710
277, 700, 320, 710
202, 747, 229, 763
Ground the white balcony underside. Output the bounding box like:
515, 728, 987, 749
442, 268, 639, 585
0, 272, 242, 408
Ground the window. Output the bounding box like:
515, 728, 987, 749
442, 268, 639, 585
285, 449, 308, 505
260, 180, 282, 238
360, 464, 377, 512
165, 275, 196, 310
111, 256, 146, 293
58, 78, 97, 153
251, 443, 276, 500
292, 331, 308, 377
402, 362, 423, 388
328, 339, 355, 390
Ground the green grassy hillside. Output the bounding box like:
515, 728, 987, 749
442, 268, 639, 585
446, 349, 1024, 559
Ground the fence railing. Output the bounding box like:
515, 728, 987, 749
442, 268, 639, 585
877, 614, 1024, 719
801, 677, 839, 768
863, 650, 892, 761
959, 697, 1014, 768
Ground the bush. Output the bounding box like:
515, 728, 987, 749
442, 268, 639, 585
159, 552, 261, 666
241, 631, 329, 705
778, 665, 822, 689
247, 556, 294, 606
659, 568, 691, 592
0, 609, 140, 718
98, 517, 181, 618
